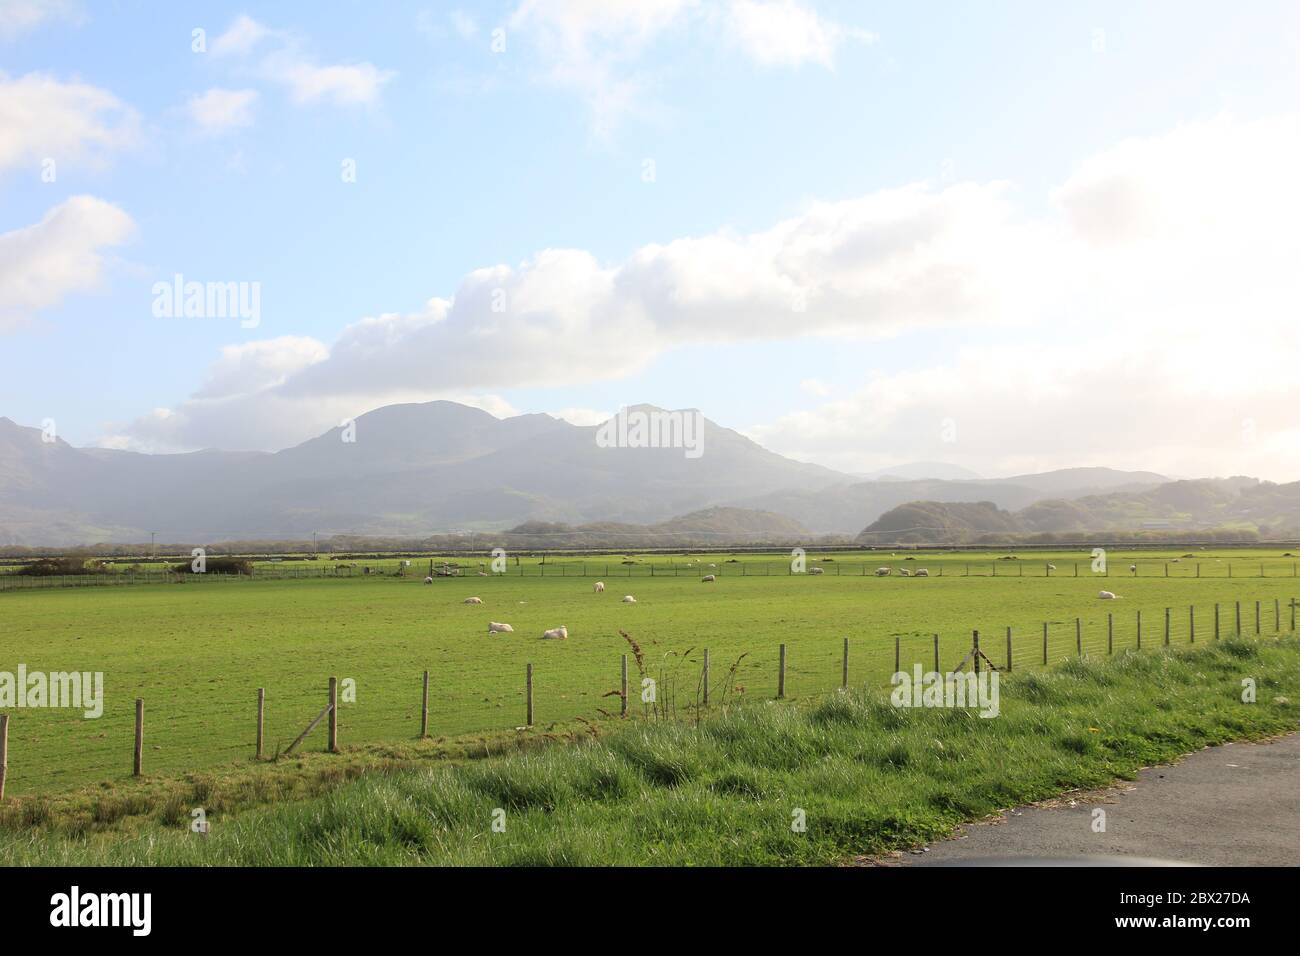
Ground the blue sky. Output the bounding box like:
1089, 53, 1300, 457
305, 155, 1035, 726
3, 1, 1300, 479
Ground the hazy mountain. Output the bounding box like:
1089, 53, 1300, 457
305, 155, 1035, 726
0, 403, 1273, 547
856, 462, 983, 481
0, 403, 846, 545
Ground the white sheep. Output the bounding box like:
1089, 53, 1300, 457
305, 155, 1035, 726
809, 567, 824, 575
1130, 564, 1137, 573
875, 567, 892, 576
424, 576, 433, 584
464, 596, 483, 605
622, 595, 636, 603
594, 581, 605, 593
1047, 564, 1056, 571
487, 622, 514, 634
915, 569, 929, 577
899, 568, 913, 577
541, 625, 568, 640
1098, 590, 1120, 600
702, 574, 716, 582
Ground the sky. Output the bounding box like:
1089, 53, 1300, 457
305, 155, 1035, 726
3, 0, 1300, 481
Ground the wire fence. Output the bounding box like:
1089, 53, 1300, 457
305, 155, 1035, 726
4, 555, 1300, 591
0, 589, 1294, 797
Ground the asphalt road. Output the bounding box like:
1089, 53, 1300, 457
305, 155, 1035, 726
893, 732, 1300, 867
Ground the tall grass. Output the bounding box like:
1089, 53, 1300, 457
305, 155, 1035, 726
2, 637, 1296, 866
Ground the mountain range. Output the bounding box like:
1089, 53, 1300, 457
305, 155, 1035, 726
0, 401, 1290, 546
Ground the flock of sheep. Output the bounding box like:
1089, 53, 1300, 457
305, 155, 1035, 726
873, 566, 930, 577
449, 575, 722, 640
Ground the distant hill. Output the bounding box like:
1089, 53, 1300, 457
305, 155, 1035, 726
859, 477, 1300, 543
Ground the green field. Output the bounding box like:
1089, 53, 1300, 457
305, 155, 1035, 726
2, 547, 1298, 795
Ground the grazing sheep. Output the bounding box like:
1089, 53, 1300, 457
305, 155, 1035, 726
541, 625, 568, 640
915, 569, 929, 577
875, 567, 892, 577
899, 568, 913, 577
1098, 590, 1120, 600
487, 622, 514, 634
424, 576, 433, 584
594, 581, 605, 593
702, 574, 716, 582
1047, 564, 1056, 571
464, 596, 483, 605
1130, 564, 1137, 573
622, 595, 637, 603
809, 567, 824, 575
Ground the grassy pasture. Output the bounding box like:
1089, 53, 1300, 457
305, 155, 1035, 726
1, 547, 1298, 795
3, 637, 1297, 865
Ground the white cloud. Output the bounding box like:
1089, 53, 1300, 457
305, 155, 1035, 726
726, 0, 875, 68
208, 15, 395, 109
0, 71, 138, 176
186, 87, 258, 134
261, 53, 395, 107
550, 407, 613, 426
210, 14, 272, 58
509, 0, 699, 135
0, 195, 135, 330
112, 113, 1300, 481
799, 378, 831, 397
449, 10, 478, 39
0, 0, 82, 40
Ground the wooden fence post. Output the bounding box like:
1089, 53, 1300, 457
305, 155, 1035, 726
1108, 613, 1113, 655
1042, 622, 1048, 665
1164, 607, 1170, 646
841, 638, 849, 689
894, 636, 900, 675
328, 677, 338, 753
1275, 598, 1280, 632
526, 663, 534, 725
420, 671, 429, 738
133, 698, 144, 776
1255, 600, 1261, 635
934, 634, 940, 673
621, 654, 629, 716
1189, 606, 1195, 643
0, 713, 8, 802
256, 688, 265, 758
702, 649, 710, 707
1137, 609, 1142, 649
1006, 626, 1012, 672
1076, 618, 1082, 656
1215, 603, 1220, 640
973, 631, 981, 674
1236, 601, 1242, 635
778, 644, 787, 698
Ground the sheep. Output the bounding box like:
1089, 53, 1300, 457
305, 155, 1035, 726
1047, 564, 1056, 571
1098, 590, 1120, 600
594, 581, 605, 593
424, 576, 433, 584
541, 625, 568, 640
622, 595, 637, 603
875, 567, 891, 576
487, 622, 514, 634
702, 574, 716, 582
915, 569, 929, 577
1130, 564, 1137, 573
464, 596, 483, 605
809, 567, 824, 575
